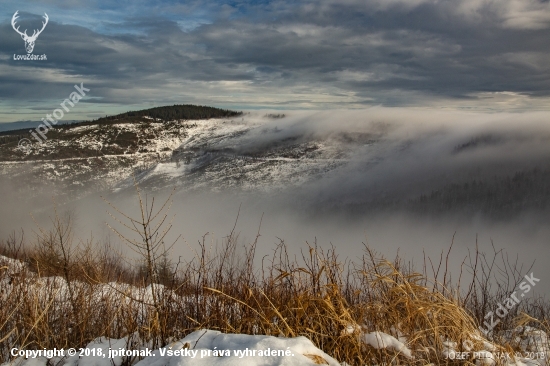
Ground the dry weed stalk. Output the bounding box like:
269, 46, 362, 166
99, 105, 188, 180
0, 188, 548, 365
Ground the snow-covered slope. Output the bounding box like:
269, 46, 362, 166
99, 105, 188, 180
2, 110, 550, 218
0, 112, 375, 200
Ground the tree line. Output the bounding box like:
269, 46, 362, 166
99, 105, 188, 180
98, 104, 242, 122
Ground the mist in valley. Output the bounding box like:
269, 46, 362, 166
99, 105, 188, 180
1, 108, 549, 295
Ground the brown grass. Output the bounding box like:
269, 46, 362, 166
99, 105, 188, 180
0, 187, 548, 366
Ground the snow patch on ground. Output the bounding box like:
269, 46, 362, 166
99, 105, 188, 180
363, 331, 413, 359
4, 330, 340, 366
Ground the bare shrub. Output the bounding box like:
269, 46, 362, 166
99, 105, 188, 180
0, 189, 548, 365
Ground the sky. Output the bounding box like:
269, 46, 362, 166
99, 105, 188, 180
1, 0, 550, 122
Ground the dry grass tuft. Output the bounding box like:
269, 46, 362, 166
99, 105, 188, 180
304, 353, 330, 364
1, 188, 548, 365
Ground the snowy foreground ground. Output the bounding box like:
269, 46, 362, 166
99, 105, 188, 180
4, 327, 549, 366
6, 330, 341, 366
1, 253, 549, 366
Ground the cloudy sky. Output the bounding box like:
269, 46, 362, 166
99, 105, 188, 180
1, 0, 550, 122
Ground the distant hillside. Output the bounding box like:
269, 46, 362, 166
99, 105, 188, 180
0, 104, 243, 164
96, 104, 242, 124
0, 120, 77, 133
0, 104, 242, 137
407, 168, 550, 219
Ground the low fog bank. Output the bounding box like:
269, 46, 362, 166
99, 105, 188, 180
171, 191, 550, 297
1, 108, 549, 295
233, 109, 550, 207
161, 108, 550, 218
4, 186, 548, 296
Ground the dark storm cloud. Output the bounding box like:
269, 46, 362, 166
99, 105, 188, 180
1, 0, 550, 118
189, 0, 550, 97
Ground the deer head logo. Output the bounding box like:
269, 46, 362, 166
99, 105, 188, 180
11, 11, 49, 54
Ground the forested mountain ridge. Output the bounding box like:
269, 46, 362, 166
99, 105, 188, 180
95, 104, 242, 124
0, 104, 242, 138
0, 109, 549, 221
408, 168, 550, 218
